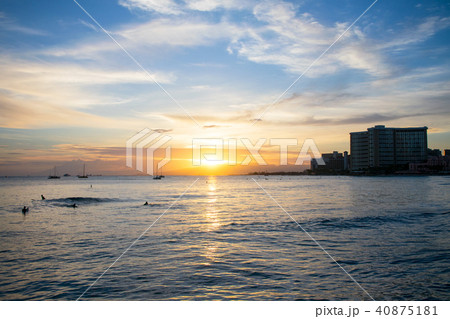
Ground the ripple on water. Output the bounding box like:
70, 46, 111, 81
0, 176, 449, 300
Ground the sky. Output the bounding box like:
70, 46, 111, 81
0, 0, 450, 175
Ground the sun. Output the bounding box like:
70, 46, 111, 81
202, 159, 227, 167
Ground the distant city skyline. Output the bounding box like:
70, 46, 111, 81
1, 0, 450, 175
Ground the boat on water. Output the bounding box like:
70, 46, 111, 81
48, 166, 60, 179
78, 163, 88, 178
153, 167, 164, 180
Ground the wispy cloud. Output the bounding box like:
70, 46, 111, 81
119, 0, 252, 14
226, 0, 390, 77
1, 58, 173, 86
380, 16, 450, 49
0, 55, 175, 121
118, 0, 184, 15
0, 93, 138, 129
0, 11, 47, 36
118, 18, 235, 47
184, 0, 252, 12
78, 19, 100, 32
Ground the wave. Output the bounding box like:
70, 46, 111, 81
307, 215, 405, 230
44, 197, 121, 206
215, 210, 450, 233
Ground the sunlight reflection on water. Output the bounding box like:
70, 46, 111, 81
0, 175, 449, 300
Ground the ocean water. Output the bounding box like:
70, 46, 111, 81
0, 175, 449, 301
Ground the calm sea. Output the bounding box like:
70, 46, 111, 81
0, 175, 449, 300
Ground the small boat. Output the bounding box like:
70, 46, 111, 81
78, 164, 88, 178
153, 166, 163, 180
48, 166, 60, 179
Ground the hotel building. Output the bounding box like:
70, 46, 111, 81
350, 125, 428, 171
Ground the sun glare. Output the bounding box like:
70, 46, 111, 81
202, 159, 227, 167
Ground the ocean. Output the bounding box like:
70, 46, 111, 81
0, 175, 449, 300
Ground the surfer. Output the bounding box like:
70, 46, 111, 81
22, 206, 28, 214
144, 201, 149, 206
41, 195, 45, 200
71, 204, 77, 208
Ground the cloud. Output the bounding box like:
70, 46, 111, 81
0, 55, 175, 115
53, 144, 126, 157
274, 91, 361, 110
1, 59, 173, 86
1, 54, 173, 82
184, 0, 252, 12
203, 124, 230, 128
119, 0, 252, 14
153, 128, 173, 133
44, 18, 238, 61
335, 43, 390, 77
227, 1, 377, 76
227, 2, 450, 79
296, 112, 429, 126
118, 18, 235, 48
165, 108, 259, 123
0, 12, 47, 36
0, 93, 146, 130
119, 0, 183, 15
247, 109, 450, 128
0, 56, 167, 129
0, 94, 120, 129
380, 16, 450, 49
78, 19, 99, 32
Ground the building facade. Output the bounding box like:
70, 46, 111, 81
350, 125, 428, 171
350, 131, 369, 171
312, 151, 349, 172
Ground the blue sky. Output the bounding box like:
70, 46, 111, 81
1, 0, 450, 174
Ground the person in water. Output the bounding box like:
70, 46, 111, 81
71, 203, 77, 208
22, 206, 28, 214
144, 201, 149, 206
41, 195, 45, 200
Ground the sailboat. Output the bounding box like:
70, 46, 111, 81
78, 163, 88, 178
153, 166, 162, 180
48, 166, 60, 179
